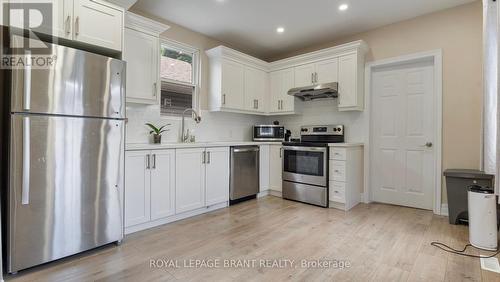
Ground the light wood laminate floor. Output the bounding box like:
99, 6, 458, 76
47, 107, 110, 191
6, 196, 500, 282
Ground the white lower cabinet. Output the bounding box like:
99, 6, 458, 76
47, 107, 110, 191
125, 149, 174, 227
125, 147, 230, 234
269, 145, 283, 193
176, 147, 230, 213
124, 150, 151, 227
175, 148, 206, 213
328, 145, 364, 211
150, 150, 176, 220
205, 147, 230, 206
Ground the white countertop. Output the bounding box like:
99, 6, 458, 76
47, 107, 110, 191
126, 141, 364, 151
126, 141, 280, 151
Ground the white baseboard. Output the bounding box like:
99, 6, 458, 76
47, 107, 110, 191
440, 203, 449, 216
125, 202, 228, 235
269, 190, 282, 198
257, 190, 270, 198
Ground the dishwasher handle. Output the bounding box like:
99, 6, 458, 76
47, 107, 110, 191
232, 147, 260, 153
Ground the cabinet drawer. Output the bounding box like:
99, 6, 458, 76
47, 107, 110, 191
330, 160, 346, 182
329, 181, 346, 203
330, 147, 347, 160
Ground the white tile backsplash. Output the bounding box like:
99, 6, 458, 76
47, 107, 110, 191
126, 103, 266, 144
265, 99, 368, 143
126, 99, 367, 145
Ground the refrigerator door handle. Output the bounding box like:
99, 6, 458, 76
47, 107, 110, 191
24, 63, 31, 110
21, 116, 30, 205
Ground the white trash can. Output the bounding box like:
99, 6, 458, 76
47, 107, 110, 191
468, 185, 498, 251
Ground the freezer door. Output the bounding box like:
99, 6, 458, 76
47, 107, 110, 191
8, 114, 124, 273
10, 39, 125, 118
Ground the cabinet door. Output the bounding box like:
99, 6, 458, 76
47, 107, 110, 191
176, 148, 206, 213
270, 71, 282, 112
338, 54, 358, 108
244, 68, 266, 112
315, 58, 339, 84
7, 0, 73, 39
124, 28, 159, 104
270, 69, 295, 113
269, 145, 283, 192
73, 0, 123, 51
294, 64, 315, 87
205, 147, 230, 206
280, 69, 296, 112
221, 60, 245, 110
124, 151, 151, 227
150, 150, 175, 220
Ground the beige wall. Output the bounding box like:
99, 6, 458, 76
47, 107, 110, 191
273, 1, 483, 203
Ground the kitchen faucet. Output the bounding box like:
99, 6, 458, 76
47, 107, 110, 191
181, 108, 202, 142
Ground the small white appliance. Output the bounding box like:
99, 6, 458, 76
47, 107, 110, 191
468, 186, 498, 251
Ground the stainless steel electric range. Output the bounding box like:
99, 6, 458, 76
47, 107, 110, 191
282, 125, 345, 207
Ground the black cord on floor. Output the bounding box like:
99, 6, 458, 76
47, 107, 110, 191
431, 242, 500, 258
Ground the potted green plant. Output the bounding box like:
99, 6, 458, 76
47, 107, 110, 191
145, 123, 170, 144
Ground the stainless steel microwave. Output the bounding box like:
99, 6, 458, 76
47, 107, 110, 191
253, 125, 285, 141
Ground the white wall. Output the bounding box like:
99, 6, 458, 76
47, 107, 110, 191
266, 99, 367, 142
126, 104, 266, 144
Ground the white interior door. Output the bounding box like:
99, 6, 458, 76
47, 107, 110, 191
371, 60, 435, 210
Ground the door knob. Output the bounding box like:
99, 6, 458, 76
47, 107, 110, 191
424, 142, 433, 148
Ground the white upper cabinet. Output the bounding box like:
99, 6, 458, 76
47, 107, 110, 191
207, 41, 367, 115
221, 59, 245, 110
294, 58, 339, 87
124, 28, 159, 104
294, 64, 316, 87
8, 0, 124, 51
338, 53, 364, 111
315, 58, 339, 84
205, 147, 230, 206
244, 67, 267, 113
123, 12, 169, 104
207, 46, 269, 114
73, 0, 123, 51
269, 68, 296, 114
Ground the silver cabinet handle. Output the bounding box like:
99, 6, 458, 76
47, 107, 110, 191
222, 94, 226, 105
315, 72, 318, 83
146, 154, 150, 169
21, 116, 30, 205
65, 15, 71, 35
23, 61, 31, 111
75, 16, 80, 36
311, 73, 314, 84
256, 100, 259, 109
152, 154, 156, 169
207, 151, 211, 164
277, 100, 280, 110
280, 147, 283, 158
202, 151, 206, 164
153, 82, 157, 97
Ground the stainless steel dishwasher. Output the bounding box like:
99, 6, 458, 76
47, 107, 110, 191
230, 146, 260, 205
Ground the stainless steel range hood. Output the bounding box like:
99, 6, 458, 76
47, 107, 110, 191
287, 82, 338, 101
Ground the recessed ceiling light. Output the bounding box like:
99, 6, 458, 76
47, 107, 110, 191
276, 27, 285, 34
338, 4, 349, 11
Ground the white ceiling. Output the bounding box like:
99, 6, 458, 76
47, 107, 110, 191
133, 0, 476, 61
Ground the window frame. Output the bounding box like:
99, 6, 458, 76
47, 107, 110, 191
159, 39, 201, 116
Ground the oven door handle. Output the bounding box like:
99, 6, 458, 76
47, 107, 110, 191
282, 146, 328, 152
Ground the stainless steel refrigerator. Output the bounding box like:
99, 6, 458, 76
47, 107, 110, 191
1, 40, 126, 273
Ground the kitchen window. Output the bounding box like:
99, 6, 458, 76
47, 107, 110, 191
160, 40, 200, 116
